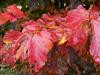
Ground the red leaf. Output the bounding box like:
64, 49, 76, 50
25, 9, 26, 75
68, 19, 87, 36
28, 34, 47, 72
6, 4, 25, 19
0, 4, 25, 25
0, 13, 10, 25
0, 46, 6, 56
66, 5, 89, 30
90, 17, 100, 63
4, 54, 16, 67
22, 20, 40, 32
65, 5, 90, 46
0, 11, 18, 25
0, 13, 9, 25
28, 30, 53, 72
40, 30, 53, 50
3, 30, 21, 45
37, 19, 45, 26
41, 14, 50, 22
2, 47, 16, 67
15, 37, 30, 61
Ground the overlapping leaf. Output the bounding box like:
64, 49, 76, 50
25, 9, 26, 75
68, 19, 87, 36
6, 4, 25, 19
3, 30, 21, 45
28, 32, 52, 72
0, 12, 15, 25
66, 5, 90, 46
0, 4, 25, 26
90, 17, 100, 63
1, 4, 99, 73
3, 20, 54, 72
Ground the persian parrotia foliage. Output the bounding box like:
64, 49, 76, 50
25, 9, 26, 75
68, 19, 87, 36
0, 0, 100, 75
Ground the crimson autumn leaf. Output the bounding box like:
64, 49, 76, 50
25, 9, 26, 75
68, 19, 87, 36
1, 31, 22, 66
0, 44, 16, 67
90, 17, 100, 64
22, 20, 40, 33
15, 38, 29, 61
0, 13, 10, 25
0, 46, 6, 64
6, 4, 25, 19
66, 5, 89, 29
29, 34, 47, 72
0, 12, 16, 25
66, 5, 90, 46
3, 30, 21, 45
4, 53, 16, 67
21, 20, 36, 27
40, 30, 53, 50
14, 30, 53, 72
0, 4, 25, 26
10, 21, 53, 72
41, 13, 52, 23
37, 18, 45, 25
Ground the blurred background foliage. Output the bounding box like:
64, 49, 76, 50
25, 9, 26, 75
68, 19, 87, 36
0, 0, 93, 11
